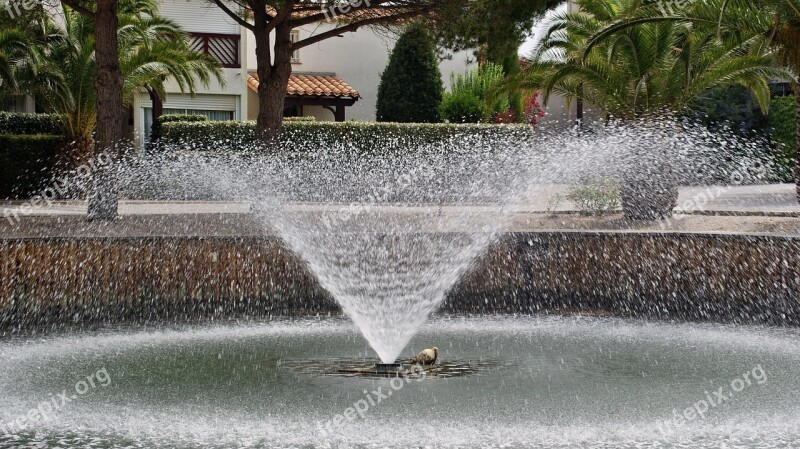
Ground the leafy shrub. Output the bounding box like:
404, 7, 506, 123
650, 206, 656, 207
768, 95, 796, 180
158, 120, 535, 155
445, 63, 510, 122
376, 23, 443, 123
0, 134, 61, 198
450, 63, 504, 100
440, 91, 483, 123
686, 85, 768, 137
158, 114, 208, 124
284, 116, 316, 122
566, 178, 620, 216
0, 112, 62, 135
148, 114, 209, 146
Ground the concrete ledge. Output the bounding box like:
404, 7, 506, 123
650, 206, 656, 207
1, 230, 798, 331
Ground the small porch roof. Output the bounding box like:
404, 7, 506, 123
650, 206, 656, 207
247, 72, 359, 121
247, 72, 360, 99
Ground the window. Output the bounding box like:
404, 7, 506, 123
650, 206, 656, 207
188, 33, 240, 68
290, 30, 300, 63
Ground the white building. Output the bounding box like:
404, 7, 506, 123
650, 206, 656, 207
128, 0, 476, 147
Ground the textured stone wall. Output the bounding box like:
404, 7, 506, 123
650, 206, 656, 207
447, 233, 800, 324
1, 232, 798, 330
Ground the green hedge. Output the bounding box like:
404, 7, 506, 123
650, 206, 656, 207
0, 134, 61, 198
284, 116, 316, 122
159, 120, 534, 155
440, 91, 484, 123
768, 95, 796, 179
0, 112, 62, 135
157, 114, 208, 125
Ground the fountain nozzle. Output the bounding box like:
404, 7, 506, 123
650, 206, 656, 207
372, 362, 404, 373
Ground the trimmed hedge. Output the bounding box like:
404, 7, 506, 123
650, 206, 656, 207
157, 114, 208, 125
0, 134, 61, 198
284, 116, 316, 122
0, 112, 62, 135
148, 114, 209, 146
158, 120, 535, 154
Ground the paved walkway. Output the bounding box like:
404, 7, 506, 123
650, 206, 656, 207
2, 184, 799, 218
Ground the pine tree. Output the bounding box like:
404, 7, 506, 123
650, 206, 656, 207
376, 23, 443, 123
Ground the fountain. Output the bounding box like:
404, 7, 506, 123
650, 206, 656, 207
1, 119, 799, 448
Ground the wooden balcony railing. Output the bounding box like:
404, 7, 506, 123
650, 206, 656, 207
189, 33, 240, 68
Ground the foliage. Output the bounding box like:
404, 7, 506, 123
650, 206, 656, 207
566, 178, 620, 216
149, 114, 209, 144
545, 193, 563, 215
0, 29, 34, 96
283, 116, 316, 122
442, 62, 513, 123
451, 63, 505, 101
684, 85, 768, 137
0, 112, 62, 135
0, 134, 61, 198
523, 91, 545, 127
17, 0, 223, 152
157, 114, 208, 124
158, 120, 535, 154
516, 0, 793, 120
376, 23, 443, 123
561, 0, 800, 195
768, 95, 796, 178
440, 91, 484, 123
432, 0, 560, 70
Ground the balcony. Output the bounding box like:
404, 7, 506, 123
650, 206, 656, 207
188, 33, 240, 68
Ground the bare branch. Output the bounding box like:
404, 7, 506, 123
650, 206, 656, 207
293, 8, 428, 50
212, 0, 255, 30
60, 0, 95, 18
266, 0, 296, 32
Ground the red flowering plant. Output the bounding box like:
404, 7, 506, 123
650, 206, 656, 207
523, 91, 545, 127
493, 109, 517, 123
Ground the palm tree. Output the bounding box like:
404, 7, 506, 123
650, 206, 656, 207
524, 0, 788, 119
516, 0, 792, 218
0, 29, 36, 98
26, 0, 223, 162
575, 0, 800, 202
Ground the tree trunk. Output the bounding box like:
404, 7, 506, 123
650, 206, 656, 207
252, 10, 293, 146
795, 85, 800, 203
86, 0, 125, 221
149, 88, 164, 142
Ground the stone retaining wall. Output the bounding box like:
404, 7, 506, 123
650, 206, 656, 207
1, 232, 798, 330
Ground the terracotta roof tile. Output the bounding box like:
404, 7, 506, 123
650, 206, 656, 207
248, 73, 360, 98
